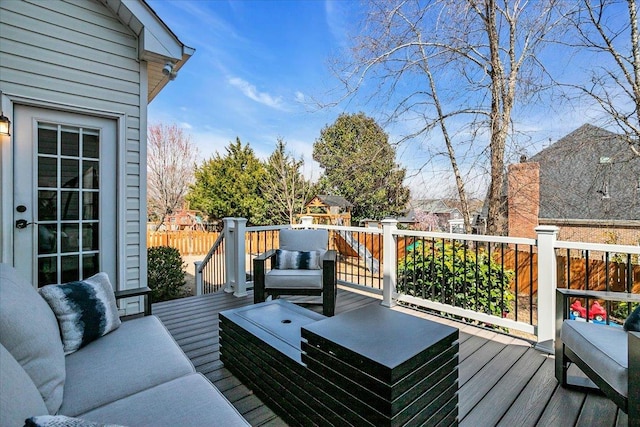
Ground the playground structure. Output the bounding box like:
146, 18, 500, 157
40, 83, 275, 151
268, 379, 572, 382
298, 195, 352, 226
334, 230, 380, 274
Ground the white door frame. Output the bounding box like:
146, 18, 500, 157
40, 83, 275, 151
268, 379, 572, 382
1, 93, 127, 289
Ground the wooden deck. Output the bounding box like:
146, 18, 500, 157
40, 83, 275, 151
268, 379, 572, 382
152, 288, 627, 427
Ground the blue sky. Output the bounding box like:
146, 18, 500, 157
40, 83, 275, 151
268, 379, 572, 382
147, 1, 623, 200
148, 1, 359, 184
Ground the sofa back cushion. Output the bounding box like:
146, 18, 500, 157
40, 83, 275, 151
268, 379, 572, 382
1, 343, 48, 426
0, 263, 65, 414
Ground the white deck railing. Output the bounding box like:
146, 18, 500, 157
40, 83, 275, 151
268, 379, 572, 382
196, 217, 639, 352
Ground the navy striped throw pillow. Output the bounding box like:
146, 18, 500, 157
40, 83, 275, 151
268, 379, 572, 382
39, 273, 121, 355
274, 249, 321, 270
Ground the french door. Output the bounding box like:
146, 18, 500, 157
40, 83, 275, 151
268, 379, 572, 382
13, 105, 117, 287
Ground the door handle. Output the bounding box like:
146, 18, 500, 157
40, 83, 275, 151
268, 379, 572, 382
15, 219, 33, 229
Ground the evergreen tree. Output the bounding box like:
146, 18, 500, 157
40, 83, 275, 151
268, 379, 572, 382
187, 138, 269, 225
313, 113, 410, 222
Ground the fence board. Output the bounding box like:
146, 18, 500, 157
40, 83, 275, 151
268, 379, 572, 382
147, 231, 221, 256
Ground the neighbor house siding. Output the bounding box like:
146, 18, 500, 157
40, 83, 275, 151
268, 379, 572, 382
0, 0, 146, 289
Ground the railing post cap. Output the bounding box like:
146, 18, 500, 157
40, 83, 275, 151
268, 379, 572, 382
535, 225, 559, 234
381, 218, 398, 225
234, 218, 248, 225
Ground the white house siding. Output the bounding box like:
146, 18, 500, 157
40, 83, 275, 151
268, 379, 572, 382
0, 0, 147, 289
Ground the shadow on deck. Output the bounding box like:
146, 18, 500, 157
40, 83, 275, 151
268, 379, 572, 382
152, 288, 626, 427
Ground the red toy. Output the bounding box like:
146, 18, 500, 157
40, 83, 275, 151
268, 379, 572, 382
570, 300, 607, 323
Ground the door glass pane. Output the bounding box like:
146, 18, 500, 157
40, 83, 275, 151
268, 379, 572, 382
61, 159, 79, 188
82, 192, 99, 220
61, 255, 80, 283
36, 122, 101, 286
38, 225, 57, 254
61, 224, 79, 253
61, 127, 79, 156
38, 157, 57, 188
82, 160, 99, 189
82, 223, 98, 251
38, 191, 57, 221
83, 131, 99, 158
83, 254, 99, 277
61, 191, 79, 220
38, 125, 57, 155
38, 257, 57, 287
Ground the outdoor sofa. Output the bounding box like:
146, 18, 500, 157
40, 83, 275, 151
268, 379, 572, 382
0, 263, 250, 427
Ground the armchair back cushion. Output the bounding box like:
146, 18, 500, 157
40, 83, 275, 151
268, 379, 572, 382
1, 343, 48, 427
0, 263, 65, 415
279, 229, 328, 252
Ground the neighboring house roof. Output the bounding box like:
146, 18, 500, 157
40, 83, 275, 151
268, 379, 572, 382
99, 0, 194, 101
409, 199, 483, 216
530, 124, 640, 221
409, 199, 454, 215
314, 195, 353, 208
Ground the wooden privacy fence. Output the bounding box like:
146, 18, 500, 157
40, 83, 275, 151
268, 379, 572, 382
147, 231, 221, 256
555, 255, 640, 294
497, 249, 640, 297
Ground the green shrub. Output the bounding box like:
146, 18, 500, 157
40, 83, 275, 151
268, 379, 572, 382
147, 246, 188, 302
398, 240, 514, 319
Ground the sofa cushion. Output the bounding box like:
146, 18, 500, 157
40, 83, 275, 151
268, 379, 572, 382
39, 273, 121, 355
561, 320, 628, 396
274, 249, 322, 270
0, 344, 48, 427
80, 374, 250, 426
60, 315, 195, 416
0, 263, 65, 415
25, 415, 125, 427
279, 229, 328, 252
265, 268, 323, 289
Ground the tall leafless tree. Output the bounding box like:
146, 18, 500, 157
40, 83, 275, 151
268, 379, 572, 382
566, 0, 640, 155
262, 139, 315, 224
147, 123, 198, 230
331, 0, 567, 234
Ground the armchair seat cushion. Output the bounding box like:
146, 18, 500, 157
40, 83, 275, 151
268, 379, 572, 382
60, 316, 195, 416
561, 320, 628, 396
265, 269, 323, 289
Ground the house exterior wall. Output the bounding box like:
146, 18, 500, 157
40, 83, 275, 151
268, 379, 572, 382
0, 0, 147, 289
539, 220, 640, 246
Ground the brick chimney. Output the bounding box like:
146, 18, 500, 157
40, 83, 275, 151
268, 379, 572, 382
507, 161, 540, 238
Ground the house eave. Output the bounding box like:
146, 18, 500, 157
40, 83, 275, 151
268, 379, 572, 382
99, 0, 194, 102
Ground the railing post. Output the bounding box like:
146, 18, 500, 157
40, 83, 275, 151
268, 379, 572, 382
300, 216, 314, 227
233, 218, 248, 297
194, 261, 203, 296
535, 225, 559, 353
223, 217, 236, 294
381, 218, 398, 308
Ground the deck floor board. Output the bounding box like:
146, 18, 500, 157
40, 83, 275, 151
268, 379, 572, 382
153, 288, 620, 426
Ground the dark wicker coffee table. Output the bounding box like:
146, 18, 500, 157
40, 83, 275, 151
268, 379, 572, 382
219, 300, 459, 426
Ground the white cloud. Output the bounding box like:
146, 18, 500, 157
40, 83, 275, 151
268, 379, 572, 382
228, 77, 286, 110
324, 0, 352, 47
295, 91, 306, 102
